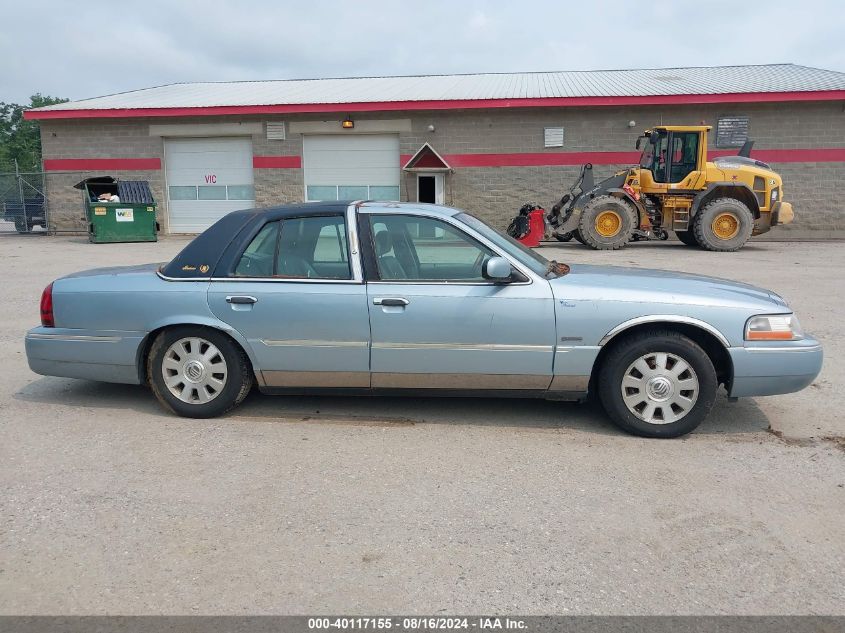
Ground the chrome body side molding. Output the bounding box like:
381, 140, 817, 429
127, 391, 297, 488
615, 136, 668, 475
371, 372, 552, 390
598, 315, 731, 348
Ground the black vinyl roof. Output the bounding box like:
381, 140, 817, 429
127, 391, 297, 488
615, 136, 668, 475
160, 202, 350, 278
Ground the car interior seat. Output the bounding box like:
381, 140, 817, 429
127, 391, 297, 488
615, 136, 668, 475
374, 231, 408, 279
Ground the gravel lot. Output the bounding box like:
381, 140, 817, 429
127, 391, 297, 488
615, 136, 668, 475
0, 232, 843, 615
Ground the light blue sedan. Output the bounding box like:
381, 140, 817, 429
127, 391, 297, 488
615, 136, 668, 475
25, 202, 822, 437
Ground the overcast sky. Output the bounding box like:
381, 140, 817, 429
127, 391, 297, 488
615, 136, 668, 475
2, 0, 843, 104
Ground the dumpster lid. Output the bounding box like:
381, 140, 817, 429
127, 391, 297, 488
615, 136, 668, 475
117, 181, 155, 204
73, 176, 117, 190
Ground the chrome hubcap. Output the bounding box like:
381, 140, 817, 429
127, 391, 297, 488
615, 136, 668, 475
621, 352, 699, 424
161, 337, 228, 404
646, 376, 673, 401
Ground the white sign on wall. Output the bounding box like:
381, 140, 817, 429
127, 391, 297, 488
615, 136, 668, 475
115, 208, 135, 222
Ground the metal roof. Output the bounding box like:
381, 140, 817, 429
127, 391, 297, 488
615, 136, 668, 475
28, 64, 845, 118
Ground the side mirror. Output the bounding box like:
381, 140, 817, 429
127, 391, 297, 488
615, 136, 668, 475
482, 256, 513, 281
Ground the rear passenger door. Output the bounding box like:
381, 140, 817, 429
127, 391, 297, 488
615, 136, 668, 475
208, 210, 371, 388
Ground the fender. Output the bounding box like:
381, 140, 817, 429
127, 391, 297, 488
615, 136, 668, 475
557, 187, 645, 233
599, 315, 731, 348
135, 314, 262, 383
605, 188, 648, 223
691, 182, 760, 219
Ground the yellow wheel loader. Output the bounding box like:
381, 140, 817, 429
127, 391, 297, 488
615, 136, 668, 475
547, 126, 794, 251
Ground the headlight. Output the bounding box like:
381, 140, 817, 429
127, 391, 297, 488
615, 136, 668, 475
745, 314, 803, 341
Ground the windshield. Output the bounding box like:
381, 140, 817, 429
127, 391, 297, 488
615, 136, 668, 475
639, 134, 657, 168
457, 212, 562, 278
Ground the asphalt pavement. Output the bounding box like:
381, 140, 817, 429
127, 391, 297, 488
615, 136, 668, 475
0, 233, 842, 615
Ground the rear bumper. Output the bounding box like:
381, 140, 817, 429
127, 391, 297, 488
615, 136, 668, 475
25, 326, 145, 384
752, 210, 772, 236
754, 202, 794, 236
728, 337, 823, 398
772, 201, 794, 226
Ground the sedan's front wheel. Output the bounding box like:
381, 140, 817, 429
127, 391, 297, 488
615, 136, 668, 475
148, 326, 253, 418
598, 330, 718, 437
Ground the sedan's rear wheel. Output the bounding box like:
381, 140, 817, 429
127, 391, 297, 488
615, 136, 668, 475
597, 330, 717, 437
148, 326, 253, 418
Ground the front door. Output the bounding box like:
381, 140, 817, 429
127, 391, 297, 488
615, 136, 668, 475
361, 212, 556, 390
417, 173, 444, 204
207, 211, 370, 387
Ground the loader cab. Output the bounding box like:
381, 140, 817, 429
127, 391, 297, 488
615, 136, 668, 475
638, 127, 708, 191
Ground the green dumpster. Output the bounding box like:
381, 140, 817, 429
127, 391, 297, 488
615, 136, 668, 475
75, 176, 159, 243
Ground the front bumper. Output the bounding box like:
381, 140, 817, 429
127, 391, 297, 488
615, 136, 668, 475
25, 326, 145, 384
727, 336, 822, 398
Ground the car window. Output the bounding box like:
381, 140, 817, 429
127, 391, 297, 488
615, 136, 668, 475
457, 212, 550, 277
234, 216, 351, 279
275, 215, 351, 280
314, 222, 348, 263
368, 214, 495, 281
234, 221, 279, 277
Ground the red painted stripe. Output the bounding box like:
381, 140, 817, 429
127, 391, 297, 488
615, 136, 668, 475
42, 158, 161, 171
432, 148, 845, 167
253, 155, 302, 168
23, 90, 845, 120
710, 148, 845, 163
446, 151, 640, 167
40, 148, 845, 174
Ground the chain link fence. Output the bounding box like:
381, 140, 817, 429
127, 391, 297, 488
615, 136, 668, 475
0, 170, 48, 234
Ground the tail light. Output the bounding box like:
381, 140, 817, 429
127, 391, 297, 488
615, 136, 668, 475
40, 283, 54, 327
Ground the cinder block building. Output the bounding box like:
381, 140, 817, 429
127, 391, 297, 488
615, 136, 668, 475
26, 64, 845, 234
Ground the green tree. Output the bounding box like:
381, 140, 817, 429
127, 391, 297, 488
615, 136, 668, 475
0, 94, 68, 172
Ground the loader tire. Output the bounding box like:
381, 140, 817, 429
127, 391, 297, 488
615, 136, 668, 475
578, 195, 637, 250
675, 230, 700, 247
693, 198, 754, 252
573, 229, 586, 245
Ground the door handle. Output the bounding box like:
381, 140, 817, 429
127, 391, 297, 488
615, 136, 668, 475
373, 297, 410, 307
226, 295, 258, 305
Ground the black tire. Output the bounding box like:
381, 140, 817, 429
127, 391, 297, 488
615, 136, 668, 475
597, 330, 718, 438
577, 195, 636, 250
572, 229, 586, 245
554, 231, 573, 242
14, 218, 30, 233
147, 326, 253, 418
693, 197, 754, 252
675, 230, 700, 247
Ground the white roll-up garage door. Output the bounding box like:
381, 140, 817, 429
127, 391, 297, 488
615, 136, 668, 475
303, 135, 399, 202
165, 137, 255, 233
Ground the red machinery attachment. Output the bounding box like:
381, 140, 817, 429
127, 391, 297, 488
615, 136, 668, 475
507, 203, 547, 247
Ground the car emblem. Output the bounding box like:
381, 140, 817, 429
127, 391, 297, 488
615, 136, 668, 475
199, 265, 210, 273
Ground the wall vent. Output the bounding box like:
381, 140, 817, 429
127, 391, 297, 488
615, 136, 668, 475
266, 122, 286, 140
544, 127, 564, 148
